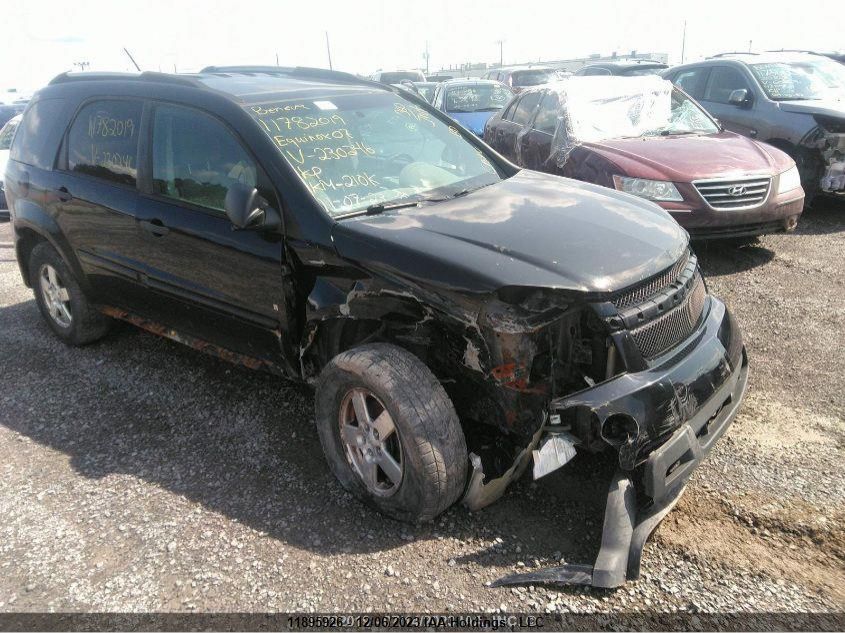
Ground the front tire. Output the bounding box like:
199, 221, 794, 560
315, 343, 468, 523
29, 242, 111, 346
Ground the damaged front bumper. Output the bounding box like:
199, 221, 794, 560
492, 297, 748, 589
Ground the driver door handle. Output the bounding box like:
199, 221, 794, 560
54, 186, 72, 202
139, 218, 170, 237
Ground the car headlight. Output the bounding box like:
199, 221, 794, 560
777, 165, 801, 194
612, 176, 683, 202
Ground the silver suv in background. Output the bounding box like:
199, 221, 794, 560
663, 52, 845, 204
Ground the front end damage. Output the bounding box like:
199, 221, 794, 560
805, 115, 845, 194
299, 246, 746, 589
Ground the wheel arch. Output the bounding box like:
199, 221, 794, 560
13, 202, 87, 291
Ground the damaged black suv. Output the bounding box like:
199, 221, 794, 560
5, 66, 747, 588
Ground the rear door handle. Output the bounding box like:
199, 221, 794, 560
54, 186, 72, 202
139, 218, 170, 237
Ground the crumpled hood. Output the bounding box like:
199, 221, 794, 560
331, 170, 688, 295
581, 131, 788, 181
449, 111, 496, 137
777, 99, 845, 118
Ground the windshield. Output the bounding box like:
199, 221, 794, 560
512, 70, 559, 87
623, 67, 666, 76
750, 59, 845, 100
246, 92, 503, 216
379, 71, 424, 83
445, 84, 513, 112
642, 89, 719, 136
0, 119, 18, 150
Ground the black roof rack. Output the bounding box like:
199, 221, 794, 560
49, 71, 200, 87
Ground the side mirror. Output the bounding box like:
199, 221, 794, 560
224, 182, 281, 232
728, 88, 751, 108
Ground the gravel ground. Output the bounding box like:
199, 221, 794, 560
0, 201, 843, 618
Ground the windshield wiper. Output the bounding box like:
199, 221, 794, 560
336, 200, 421, 219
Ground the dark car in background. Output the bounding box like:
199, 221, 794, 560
0, 114, 21, 216
664, 52, 845, 202
484, 76, 804, 239
431, 79, 513, 136
5, 65, 747, 589
483, 66, 561, 93
575, 59, 668, 76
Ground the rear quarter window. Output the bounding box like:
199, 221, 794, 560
9, 98, 67, 170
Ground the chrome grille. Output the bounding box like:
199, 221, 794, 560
629, 272, 707, 359
693, 176, 772, 210
614, 251, 690, 310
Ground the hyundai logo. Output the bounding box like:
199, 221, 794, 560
727, 185, 747, 196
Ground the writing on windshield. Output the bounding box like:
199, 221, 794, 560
246, 93, 500, 216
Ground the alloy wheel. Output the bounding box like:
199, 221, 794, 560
338, 388, 403, 497
39, 264, 72, 328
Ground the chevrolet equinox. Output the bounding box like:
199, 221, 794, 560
4, 66, 748, 588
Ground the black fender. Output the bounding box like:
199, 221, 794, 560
12, 201, 90, 294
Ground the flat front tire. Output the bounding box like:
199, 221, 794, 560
315, 343, 468, 523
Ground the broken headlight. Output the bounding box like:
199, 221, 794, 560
613, 175, 683, 202
777, 165, 802, 194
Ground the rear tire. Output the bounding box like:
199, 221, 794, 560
29, 242, 111, 346
315, 343, 467, 523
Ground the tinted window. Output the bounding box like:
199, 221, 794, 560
672, 68, 709, 98
67, 100, 142, 186
533, 92, 559, 133
580, 66, 611, 76
9, 99, 67, 169
0, 118, 19, 150
511, 91, 542, 125
152, 104, 257, 212
705, 67, 750, 103
512, 70, 559, 87
500, 96, 519, 121
623, 67, 666, 76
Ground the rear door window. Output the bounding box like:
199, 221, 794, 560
532, 91, 559, 133
511, 91, 542, 125
671, 68, 710, 99
704, 67, 751, 103
66, 99, 142, 186
152, 103, 258, 213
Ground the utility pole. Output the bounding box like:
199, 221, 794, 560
73, 61, 90, 72
325, 31, 333, 70
496, 40, 504, 67
123, 47, 141, 72
681, 20, 686, 64
748, 39, 753, 53
275, 51, 279, 66
423, 41, 430, 75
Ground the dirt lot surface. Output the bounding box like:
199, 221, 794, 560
0, 201, 843, 617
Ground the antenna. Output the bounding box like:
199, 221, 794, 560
325, 32, 333, 70
123, 48, 141, 72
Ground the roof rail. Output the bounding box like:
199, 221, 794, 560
707, 52, 759, 59
48, 71, 199, 87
